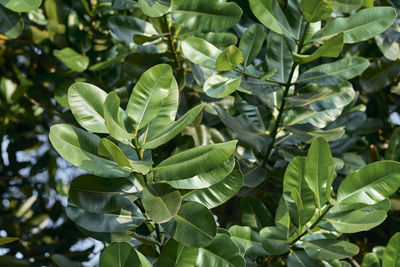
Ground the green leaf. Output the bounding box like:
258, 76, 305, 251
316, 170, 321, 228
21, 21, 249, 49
171, 0, 242, 32
314, 7, 397, 43
153, 140, 237, 181
68, 174, 139, 214
104, 92, 134, 143
375, 29, 400, 61
382, 232, 400, 267
337, 161, 400, 206
204, 74, 241, 98
49, 124, 131, 178
229, 225, 267, 257
240, 196, 274, 229
126, 64, 173, 132
141, 104, 205, 149
53, 48, 89, 72
51, 254, 81, 267
195, 234, 245, 267
99, 242, 141, 267
0, 0, 42, 12
157, 239, 199, 267
160, 157, 235, 190
297, 57, 369, 85
181, 37, 221, 68
305, 137, 332, 211
260, 226, 290, 255
385, 128, 400, 161
108, 16, 158, 48
167, 201, 217, 247
66, 202, 145, 233
216, 45, 243, 71
181, 160, 243, 209
323, 207, 387, 233
142, 183, 181, 223
249, 0, 293, 36
287, 250, 325, 267
283, 157, 315, 227
68, 82, 108, 133
360, 59, 400, 93
239, 24, 265, 67
332, 0, 362, 13
361, 253, 380, 267
138, 0, 170, 17
196, 32, 238, 49
0, 237, 18, 245
300, 0, 332, 22
266, 32, 294, 83
293, 33, 344, 64
0, 5, 23, 38
303, 239, 359, 260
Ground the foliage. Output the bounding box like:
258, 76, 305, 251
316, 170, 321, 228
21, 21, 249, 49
1, 0, 400, 266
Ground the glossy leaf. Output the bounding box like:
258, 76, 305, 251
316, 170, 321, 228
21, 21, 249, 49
260, 226, 290, 255
153, 141, 237, 181
171, 0, 242, 32
0, 5, 23, 38
229, 225, 267, 257
138, 0, 170, 17
181, 161, 243, 209
142, 104, 205, 149
332, 0, 362, 13
382, 232, 400, 267
360, 59, 400, 93
0, 0, 42, 12
126, 64, 172, 132
303, 239, 359, 260
142, 183, 181, 223
314, 7, 396, 43
53, 48, 89, 72
169, 201, 217, 247
182, 37, 221, 68
267, 32, 294, 83
216, 45, 243, 71
300, 0, 332, 22
204, 74, 241, 98
337, 161, 400, 206
240, 196, 274, 229
249, 0, 293, 36
157, 239, 198, 267
104, 92, 134, 143
239, 24, 265, 67
99, 242, 141, 267
361, 253, 380, 267
287, 250, 325, 267
305, 137, 332, 211
49, 124, 131, 178
68, 82, 108, 133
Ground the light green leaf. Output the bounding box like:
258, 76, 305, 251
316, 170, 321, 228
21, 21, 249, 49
138, 0, 170, 17
204, 74, 241, 98
361, 253, 380, 267
385, 128, 400, 161
293, 32, 344, 64
49, 124, 131, 178
168, 201, 217, 248
229, 225, 267, 257
300, 0, 332, 22
305, 137, 332, 211
382, 232, 400, 267
303, 239, 359, 260
181, 37, 221, 68
142, 183, 181, 224
337, 161, 400, 206
0, 5, 23, 38
239, 24, 265, 67
171, 0, 242, 32
297, 57, 369, 85
249, 0, 293, 36
332, 0, 362, 13
260, 226, 290, 255
104, 92, 134, 143
283, 157, 315, 227
266, 31, 294, 83
216, 45, 243, 71
287, 250, 325, 267
314, 7, 396, 43
126, 64, 172, 132
53, 48, 89, 72
153, 140, 237, 181
99, 242, 141, 267
181, 161, 243, 209
142, 104, 205, 149
68, 82, 108, 133
0, 0, 42, 12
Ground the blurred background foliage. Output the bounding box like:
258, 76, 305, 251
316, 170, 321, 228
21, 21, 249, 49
1, 0, 400, 266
